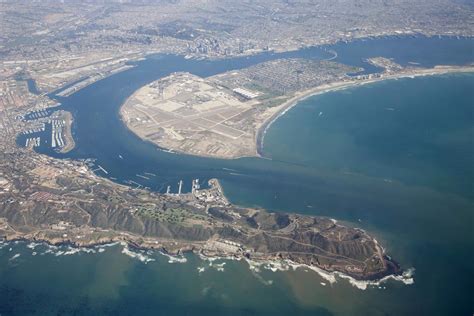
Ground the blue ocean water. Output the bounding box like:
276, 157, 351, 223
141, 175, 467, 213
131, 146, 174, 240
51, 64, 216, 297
4, 36, 474, 315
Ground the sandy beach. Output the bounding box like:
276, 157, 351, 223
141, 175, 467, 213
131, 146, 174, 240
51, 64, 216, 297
119, 64, 474, 160
255, 65, 474, 157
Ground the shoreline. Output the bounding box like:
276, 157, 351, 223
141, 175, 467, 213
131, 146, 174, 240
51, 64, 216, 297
1, 235, 409, 289
255, 65, 474, 157
119, 65, 474, 161
0, 169, 401, 284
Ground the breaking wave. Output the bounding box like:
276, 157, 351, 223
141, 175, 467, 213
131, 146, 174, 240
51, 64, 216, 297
9, 253, 21, 261
245, 258, 414, 290
159, 252, 187, 264
121, 244, 155, 263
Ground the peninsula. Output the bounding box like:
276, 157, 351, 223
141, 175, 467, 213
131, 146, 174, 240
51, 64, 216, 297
0, 145, 399, 281
121, 58, 474, 159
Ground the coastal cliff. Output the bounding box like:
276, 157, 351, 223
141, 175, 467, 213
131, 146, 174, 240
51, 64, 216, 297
0, 150, 399, 281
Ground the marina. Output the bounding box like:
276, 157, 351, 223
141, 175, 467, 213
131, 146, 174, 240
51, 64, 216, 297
21, 123, 45, 134
24, 109, 51, 121
50, 119, 66, 148
25, 136, 40, 148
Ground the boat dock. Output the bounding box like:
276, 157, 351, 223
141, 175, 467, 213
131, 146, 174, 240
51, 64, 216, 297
178, 180, 183, 195
136, 174, 150, 180
22, 122, 45, 135
25, 137, 41, 148
97, 165, 109, 174
50, 119, 65, 149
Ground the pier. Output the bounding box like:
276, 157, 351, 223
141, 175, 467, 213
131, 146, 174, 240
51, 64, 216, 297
192, 179, 200, 194
25, 137, 41, 148
50, 119, 65, 149
97, 165, 108, 174
178, 180, 183, 195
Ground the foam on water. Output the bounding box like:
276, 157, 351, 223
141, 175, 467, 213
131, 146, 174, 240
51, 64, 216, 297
197, 266, 206, 274
159, 252, 187, 264
245, 257, 414, 290
26, 241, 120, 257
1, 240, 415, 290
290, 260, 415, 290
335, 267, 415, 290
9, 253, 21, 261
210, 262, 226, 272
121, 244, 155, 264
198, 253, 242, 264
26, 242, 43, 250
58, 247, 95, 256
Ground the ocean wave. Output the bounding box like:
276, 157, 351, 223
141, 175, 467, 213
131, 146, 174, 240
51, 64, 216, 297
197, 254, 243, 273
209, 261, 226, 272
197, 266, 206, 274
198, 253, 242, 263
1, 240, 414, 290
93, 242, 120, 253
246, 259, 337, 284
121, 244, 155, 264
245, 258, 414, 290
293, 263, 338, 284
33, 242, 119, 257
9, 253, 21, 261
49, 246, 98, 256
296, 262, 415, 290
96, 242, 120, 248
26, 242, 42, 250
334, 267, 415, 290
5, 242, 102, 258
40, 244, 59, 255
159, 252, 187, 264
